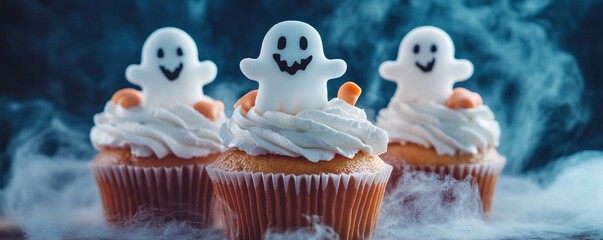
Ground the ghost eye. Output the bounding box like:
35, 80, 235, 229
431, 44, 437, 53
413, 44, 420, 54
278, 36, 286, 50
299, 36, 308, 50
176, 47, 183, 56
157, 48, 164, 58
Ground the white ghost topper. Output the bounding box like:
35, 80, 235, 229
240, 20, 347, 114
126, 27, 217, 107
379, 26, 474, 104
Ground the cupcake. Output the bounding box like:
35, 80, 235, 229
89, 27, 226, 227
376, 26, 505, 213
207, 21, 392, 239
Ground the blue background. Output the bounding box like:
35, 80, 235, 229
1, 0, 602, 188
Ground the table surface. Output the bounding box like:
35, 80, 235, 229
0, 217, 598, 239
0, 219, 22, 240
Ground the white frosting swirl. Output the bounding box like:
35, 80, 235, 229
220, 99, 388, 162
90, 102, 225, 159
376, 99, 500, 156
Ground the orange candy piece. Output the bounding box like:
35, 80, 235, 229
337, 82, 362, 106
111, 88, 142, 109
194, 99, 225, 121
446, 88, 483, 109
234, 90, 258, 113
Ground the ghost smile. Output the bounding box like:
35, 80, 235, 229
416, 58, 436, 73
159, 63, 183, 81
273, 54, 312, 75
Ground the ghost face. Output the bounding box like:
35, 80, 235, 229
157, 46, 183, 80
272, 35, 312, 75
399, 27, 455, 75
261, 21, 325, 76
140, 28, 199, 81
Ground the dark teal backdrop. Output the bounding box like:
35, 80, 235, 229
1, 0, 602, 187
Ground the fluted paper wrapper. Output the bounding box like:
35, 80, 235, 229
207, 165, 392, 240
89, 163, 220, 228
388, 158, 506, 213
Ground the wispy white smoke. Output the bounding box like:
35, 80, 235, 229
374, 151, 603, 239
264, 216, 339, 240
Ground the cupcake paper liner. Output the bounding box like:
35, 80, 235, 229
207, 165, 392, 240
387, 158, 506, 213
89, 163, 220, 228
